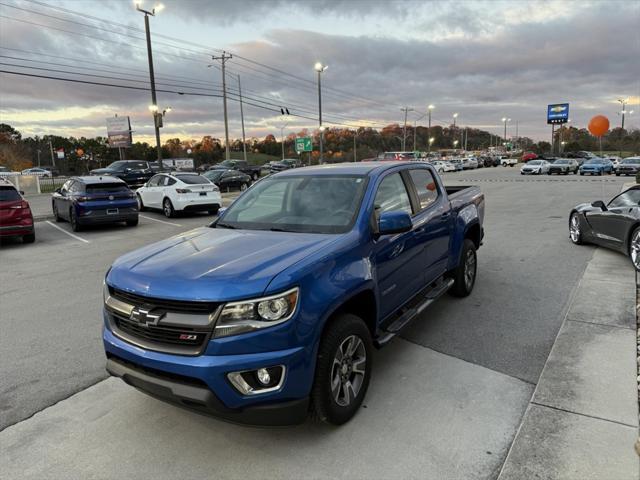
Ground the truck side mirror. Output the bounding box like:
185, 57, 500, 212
378, 210, 412, 235
591, 200, 607, 211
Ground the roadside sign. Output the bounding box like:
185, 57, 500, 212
547, 103, 569, 125
56, 148, 64, 159
295, 137, 312, 153
106, 116, 132, 148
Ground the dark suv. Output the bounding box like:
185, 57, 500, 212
52, 176, 138, 231
90, 160, 154, 187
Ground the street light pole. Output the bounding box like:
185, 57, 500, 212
353, 129, 357, 162
315, 62, 327, 163
427, 105, 434, 152
136, 3, 163, 163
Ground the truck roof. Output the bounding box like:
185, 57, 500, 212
72, 175, 127, 184
275, 161, 421, 177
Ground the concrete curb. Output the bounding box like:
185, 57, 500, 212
498, 249, 639, 479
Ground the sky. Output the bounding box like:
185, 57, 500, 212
0, 0, 639, 145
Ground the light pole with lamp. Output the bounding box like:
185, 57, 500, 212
314, 62, 328, 163
427, 104, 435, 152
135, 1, 164, 163
501, 117, 511, 151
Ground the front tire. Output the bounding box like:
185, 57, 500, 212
137, 194, 145, 212
449, 238, 477, 297
569, 212, 583, 245
629, 227, 640, 271
252, 172, 259, 181
53, 203, 62, 222
311, 314, 373, 425
163, 198, 175, 218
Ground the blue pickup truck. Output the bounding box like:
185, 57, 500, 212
103, 162, 484, 425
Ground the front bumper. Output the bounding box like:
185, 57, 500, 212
106, 354, 308, 426
103, 323, 312, 425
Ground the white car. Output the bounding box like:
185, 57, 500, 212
432, 161, 456, 173
520, 160, 550, 175
501, 157, 518, 167
21, 167, 51, 177
136, 172, 222, 218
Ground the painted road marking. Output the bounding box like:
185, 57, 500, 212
139, 215, 182, 227
45, 221, 90, 243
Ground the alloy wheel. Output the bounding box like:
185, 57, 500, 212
569, 214, 581, 243
464, 248, 476, 290
330, 335, 366, 407
631, 230, 640, 270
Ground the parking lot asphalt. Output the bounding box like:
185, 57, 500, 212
0, 166, 631, 479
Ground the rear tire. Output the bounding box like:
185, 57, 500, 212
449, 238, 477, 297
630, 227, 640, 272
240, 182, 249, 192
310, 314, 373, 425
252, 173, 259, 181
163, 198, 175, 218
69, 208, 82, 232
569, 212, 583, 245
23, 233, 35, 243
126, 218, 139, 227
208, 206, 219, 215
53, 203, 62, 222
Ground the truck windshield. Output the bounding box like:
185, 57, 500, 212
217, 175, 368, 234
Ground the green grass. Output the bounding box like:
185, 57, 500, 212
229, 152, 280, 165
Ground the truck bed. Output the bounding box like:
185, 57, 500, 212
445, 185, 485, 225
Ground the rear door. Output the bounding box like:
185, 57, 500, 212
372, 171, 424, 319
406, 168, 452, 283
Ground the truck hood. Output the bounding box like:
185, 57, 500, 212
107, 227, 337, 302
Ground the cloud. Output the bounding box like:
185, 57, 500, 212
1, 0, 639, 142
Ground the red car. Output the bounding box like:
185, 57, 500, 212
522, 152, 538, 163
0, 179, 35, 243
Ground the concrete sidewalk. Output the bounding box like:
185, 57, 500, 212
25, 191, 239, 221
499, 248, 639, 479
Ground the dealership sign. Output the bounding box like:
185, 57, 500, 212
106, 116, 132, 148
547, 103, 569, 125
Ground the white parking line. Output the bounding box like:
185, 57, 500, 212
45, 221, 90, 243
139, 215, 182, 227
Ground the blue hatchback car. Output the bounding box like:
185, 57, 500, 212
579, 158, 613, 176
52, 176, 138, 231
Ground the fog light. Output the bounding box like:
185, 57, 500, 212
227, 365, 286, 395
257, 368, 270, 385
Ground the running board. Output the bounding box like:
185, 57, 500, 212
374, 278, 454, 348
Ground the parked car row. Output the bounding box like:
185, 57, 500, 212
0, 166, 61, 177
520, 157, 616, 176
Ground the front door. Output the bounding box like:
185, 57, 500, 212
372, 172, 424, 320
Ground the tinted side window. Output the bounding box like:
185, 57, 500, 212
609, 189, 640, 208
166, 177, 177, 186
374, 173, 412, 215
408, 169, 439, 210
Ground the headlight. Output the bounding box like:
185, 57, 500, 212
214, 288, 299, 338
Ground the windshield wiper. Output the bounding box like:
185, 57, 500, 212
215, 222, 236, 229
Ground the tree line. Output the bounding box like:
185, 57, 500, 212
1, 122, 638, 174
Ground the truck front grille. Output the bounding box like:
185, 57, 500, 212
109, 286, 219, 314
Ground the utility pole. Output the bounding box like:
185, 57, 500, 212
401, 107, 413, 151
353, 130, 357, 162
36, 149, 41, 167
237, 74, 247, 162
136, 4, 163, 163
49, 140, 55, 166
464, 127, 468, 151
515, 120, 519, 150
212, 51, 233, 160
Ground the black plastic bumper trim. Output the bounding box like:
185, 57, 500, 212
106, 357, 309, 426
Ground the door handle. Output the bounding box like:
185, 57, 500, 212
441, 212, 451, 219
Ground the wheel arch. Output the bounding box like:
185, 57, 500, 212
320, 288, 377, 341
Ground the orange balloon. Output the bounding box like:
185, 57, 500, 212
588, 115, 609, 137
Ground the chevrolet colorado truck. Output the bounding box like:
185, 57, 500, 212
103, 162, 484, 426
